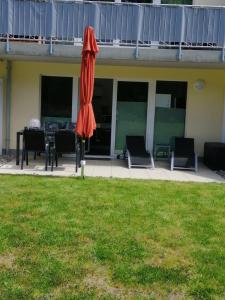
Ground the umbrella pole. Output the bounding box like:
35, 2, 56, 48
81, 138, 85, 179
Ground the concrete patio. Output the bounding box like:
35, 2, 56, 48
0, 156, 224, 183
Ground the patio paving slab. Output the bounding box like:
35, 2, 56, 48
0, 157, 224, 183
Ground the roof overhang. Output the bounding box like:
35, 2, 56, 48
0, 42, 225, 69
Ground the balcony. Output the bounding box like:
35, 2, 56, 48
0, 0, 225, 66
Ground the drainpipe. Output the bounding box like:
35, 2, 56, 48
6, 60, 12, 155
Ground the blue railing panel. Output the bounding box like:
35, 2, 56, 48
184, 7, 225, 47
6, 0, 52, 36
141, 6, 182, 44
55, 2, 96, 40
0, 0, 225, 50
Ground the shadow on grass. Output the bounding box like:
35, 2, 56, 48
113, 264, 188, 285
189, 287, 217, 300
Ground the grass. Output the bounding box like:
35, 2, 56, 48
0, 175, 225, 299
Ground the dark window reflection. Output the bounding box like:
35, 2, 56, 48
41, 76, 73, 118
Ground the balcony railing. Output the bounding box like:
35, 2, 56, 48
0, 0, 225, 57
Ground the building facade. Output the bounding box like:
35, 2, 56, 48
0, 0, 225, 157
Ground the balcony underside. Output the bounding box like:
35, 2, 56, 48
0, 42, 225, 69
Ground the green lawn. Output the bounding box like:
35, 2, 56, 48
0, 175, 225, 300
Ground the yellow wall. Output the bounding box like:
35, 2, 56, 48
10, 61, 225, 156
10, 62, 80, 151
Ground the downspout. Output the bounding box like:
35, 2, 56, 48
6, 60, 12, 155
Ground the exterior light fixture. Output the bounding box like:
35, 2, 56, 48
194, 79, 206, 91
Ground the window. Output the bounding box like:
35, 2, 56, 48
41, 76, 73, 123
117, 82, 148, 102
156, 81, 187, 109
116, 81, 149, 151
154, 81, 188, 147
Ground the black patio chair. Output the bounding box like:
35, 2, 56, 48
44, 121, 59, 132
51, 130, 77, 171
21, 128, 49, 171
125, 136, 155, 169
171, 137, 198, 172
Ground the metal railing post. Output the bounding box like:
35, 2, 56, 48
135, 5, 143, 59
50, 37, 53, 55
6, 34, 10, 53
178, 5, 185, 61
49, 0, 56, 55
6, 0, 13, 53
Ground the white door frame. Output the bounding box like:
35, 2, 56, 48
0, 79, 3, 155
110, 79, 118, 157
72, 77, 79, 122
146, 80, 156, 153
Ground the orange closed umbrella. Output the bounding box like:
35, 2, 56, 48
76, 26, 99, 139
75, 26, 99, 176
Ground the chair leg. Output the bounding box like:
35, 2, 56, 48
45, 152, 48, 171
195, 154, 198, 172
127, 152, 131, 169
51, 149, 54, 172
55, 153, 58, 167
21, 149, 25, 170
26, 151, 28, 165
75, 151, 78, 173
150, 153, 155, 169
48, 147, 51, 166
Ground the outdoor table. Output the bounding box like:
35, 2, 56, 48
154, 144, 171, 161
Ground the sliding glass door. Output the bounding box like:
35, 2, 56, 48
87, 79, 113, 156
154, 81, 187, 148
115, 81, 149, 152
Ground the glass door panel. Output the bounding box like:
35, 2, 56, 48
115, 81, 148, 151
87, 78, 113, 156
154, 81, 187, 151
